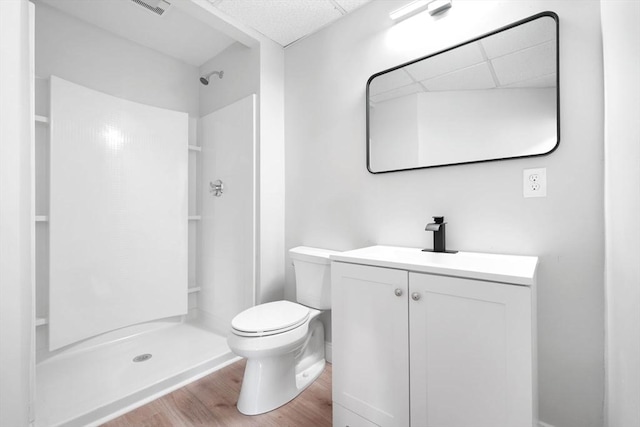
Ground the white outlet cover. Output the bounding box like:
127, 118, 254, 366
523, 168, 547, 198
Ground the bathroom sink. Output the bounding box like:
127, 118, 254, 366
330, 245, 538, 286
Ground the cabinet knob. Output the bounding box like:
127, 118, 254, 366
394, 288, 403, 297
411, 292, 421, 301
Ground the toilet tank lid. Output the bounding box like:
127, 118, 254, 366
289, 246, 341, 264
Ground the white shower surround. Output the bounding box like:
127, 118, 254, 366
35, 84, 257, 426
198, 94, 257, 332
48, 76, 188, 350
0, 0, 285, 424
35, 321, 236, 427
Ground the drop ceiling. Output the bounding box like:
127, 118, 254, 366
206, 0, 374, 47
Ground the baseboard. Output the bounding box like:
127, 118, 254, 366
325, 341, 332, 364
539, 421, 556, 427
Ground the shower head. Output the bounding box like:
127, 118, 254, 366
200, 70, 224, 85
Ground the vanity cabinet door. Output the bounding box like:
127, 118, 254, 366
332, 262, 410, 427
408, 272, 534, 427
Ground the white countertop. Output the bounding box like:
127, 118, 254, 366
330, 245, 538, 286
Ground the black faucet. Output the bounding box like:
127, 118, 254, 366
423, 216, 457, 254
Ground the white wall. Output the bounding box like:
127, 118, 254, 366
417, 88, 556, 165
36, 3, 200, 116
190, 0, 285, 306
196, 23, 285, 306
196, 40, 259, 318
199, 42, 259, 117
258, 40, 286, 303
371, 87, 557, 171
0, 1, 34, 425
370, 93, 420, 171
285, 1, 604, 427
601, 1, 640, 426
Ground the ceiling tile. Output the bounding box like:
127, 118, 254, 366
491, 41, 557, 86
334, 0, 372, 12
421, 62, 496, 92
369, 69, 415, 96
370, 82, 423, 104
404, 42, 485, 82
214, 0, 344, 46
481, 15, 556, 59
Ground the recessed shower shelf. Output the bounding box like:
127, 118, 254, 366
187, 287, 201, 294
35, 115, 50, 124
36, 317, 49, 327
188, 216, 201, 221
35, 215, 49, 222
188, 145, 202, 152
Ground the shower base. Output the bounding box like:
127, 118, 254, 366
35, 320, 238, 427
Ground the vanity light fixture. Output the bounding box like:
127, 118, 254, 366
389, 0, 452, 22
427, 0, 453, 16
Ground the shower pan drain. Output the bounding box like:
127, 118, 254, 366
132, 353, 153, 363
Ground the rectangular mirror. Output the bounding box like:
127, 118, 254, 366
367, 12, 559, 173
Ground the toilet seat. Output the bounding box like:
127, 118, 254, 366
231, 301, 310, 337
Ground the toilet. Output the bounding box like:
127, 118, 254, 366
227, 246, 339, 415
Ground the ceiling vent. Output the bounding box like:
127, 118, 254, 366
130, 0, 171, 16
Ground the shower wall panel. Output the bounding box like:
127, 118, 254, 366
199, 94, 256, 332
49, 76, 188, 351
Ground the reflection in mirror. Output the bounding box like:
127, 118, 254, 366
367, 12, 559, 173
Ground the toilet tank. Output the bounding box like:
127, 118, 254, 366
290, 246, 340, 310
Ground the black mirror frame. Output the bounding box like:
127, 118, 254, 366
366, 11, 560, 174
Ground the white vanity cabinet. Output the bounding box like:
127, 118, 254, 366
331, 246, 538, 427
332, 263, 410, 426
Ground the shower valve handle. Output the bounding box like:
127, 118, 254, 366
210, 180, 224, 197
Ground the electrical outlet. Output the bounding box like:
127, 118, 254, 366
523, 168, 547, 198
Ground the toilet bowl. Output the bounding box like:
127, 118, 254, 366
227, 246, 339, 415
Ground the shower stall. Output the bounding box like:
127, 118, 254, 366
28, 1, 265, 425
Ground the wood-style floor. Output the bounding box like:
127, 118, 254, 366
102, 360, 332, 427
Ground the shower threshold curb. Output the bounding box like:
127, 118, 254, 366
58, 352, 239, 427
